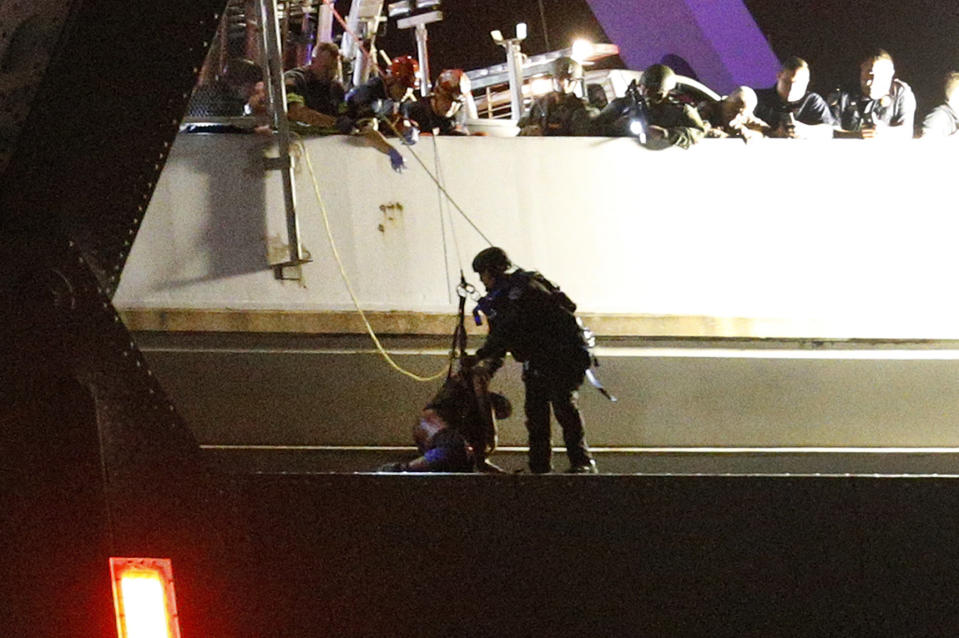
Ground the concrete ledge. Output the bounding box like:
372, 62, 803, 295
203, 445, 959, 476
118, 307, 915, 339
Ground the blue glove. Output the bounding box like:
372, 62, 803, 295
402, 125, 419, 145
372, 98, 395, 118
388, 148, 406, 173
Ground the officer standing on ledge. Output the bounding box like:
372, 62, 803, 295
471, 247, 598, 474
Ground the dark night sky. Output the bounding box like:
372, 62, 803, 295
375, 0, 959, 118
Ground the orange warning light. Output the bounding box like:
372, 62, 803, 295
110, 557, 181, 638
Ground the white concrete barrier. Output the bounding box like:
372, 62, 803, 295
117, 133, 959, 339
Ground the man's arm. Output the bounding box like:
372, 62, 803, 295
647, 104, 706, 149
885, 82, 917, 138
790, 94, 835, 139
474, 319, 511, 380
287, 98, 338, 128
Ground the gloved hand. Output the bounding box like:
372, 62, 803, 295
388, 148, 406, 173
402, 125, 419, 145
372, 98, 396, 118
471, 359, 492, 386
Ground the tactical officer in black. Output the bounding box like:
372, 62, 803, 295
471, 247, 597, 474
591, 63, 705, 148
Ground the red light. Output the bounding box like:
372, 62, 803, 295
110, 557, 181, 638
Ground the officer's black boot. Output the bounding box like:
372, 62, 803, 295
524, 374, 553, 473
528, 436, 553, 473
555, 392, 596, 474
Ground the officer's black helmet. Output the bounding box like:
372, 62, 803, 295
471, 247, 511, 274
553, 56, 583, 81
641, 63, 676, 91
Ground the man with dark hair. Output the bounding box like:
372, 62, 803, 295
829, 49, 916, 138
378, 356, 509, 473
471, 247, 597, 474
921, 72, 959, 138
753, 56, 833, 139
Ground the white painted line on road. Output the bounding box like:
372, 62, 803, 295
199, 444, 959, 454
143, 345, 959, 360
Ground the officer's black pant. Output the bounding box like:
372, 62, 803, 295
523, 366, 592, 472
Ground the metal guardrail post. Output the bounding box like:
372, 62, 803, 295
491, 24, 527, 121
259, 0, 309, 277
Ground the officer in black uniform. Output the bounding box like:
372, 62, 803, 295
471, 247, 597, 474
378, 356, 510, 473
592, 63, 705, 148
753, 56, 834, 139
829, 48, 916, 139
517, 57, 596, 136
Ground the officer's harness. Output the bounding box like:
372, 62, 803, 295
469, 269, 616, 403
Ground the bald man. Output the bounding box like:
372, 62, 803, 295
699, 86, 771, 141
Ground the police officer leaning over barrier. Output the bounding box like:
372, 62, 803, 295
829, 48, 916, 139
591, 63, 706, 148
471, 247, 598, 474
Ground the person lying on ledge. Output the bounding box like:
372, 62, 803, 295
378, 355, 510, 473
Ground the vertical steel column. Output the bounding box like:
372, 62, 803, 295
415, 23, 430, 97
317, 0, 334, 42
504, 40, 524, 120
492, 24, 526, 121
259, 0, 308, 272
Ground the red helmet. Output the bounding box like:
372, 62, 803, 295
434, 68, 469, 99
389, 56, 419, 89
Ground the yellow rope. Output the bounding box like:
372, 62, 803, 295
295, 135, 450, 382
